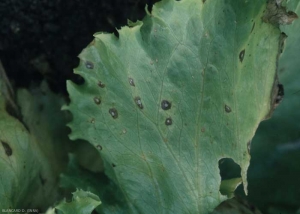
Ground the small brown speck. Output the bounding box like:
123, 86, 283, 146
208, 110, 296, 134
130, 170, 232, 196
98, 81, 105, 88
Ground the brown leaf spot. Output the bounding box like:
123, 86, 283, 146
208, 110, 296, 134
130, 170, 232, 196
85, 61, 94, 69
134, 96, 143, 109
98, 81, 105, 88
1, 141, 12, 156
109, 108, 118, 119
94, 97, 101, 105
250, 22, 255, 33
161, 100, 171, 110
128, 78, 135, 86
165, 117, 172, 126
239, 49, 245, 62
225, 105, 232, 113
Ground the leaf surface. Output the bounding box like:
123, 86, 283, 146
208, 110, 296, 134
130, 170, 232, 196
60, 155, 129, 214
66, 0, 282, 212
0, 82, 68, 210
247, 1, 300, 213
55, 189, 101, 214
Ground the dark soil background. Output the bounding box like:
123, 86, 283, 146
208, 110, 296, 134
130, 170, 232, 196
0, 0, 159, 94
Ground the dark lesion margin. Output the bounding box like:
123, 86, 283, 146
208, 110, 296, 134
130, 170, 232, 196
264, 33, 287, 120
0, 60, 30, 131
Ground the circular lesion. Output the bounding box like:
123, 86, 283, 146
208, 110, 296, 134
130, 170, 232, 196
165, 117, 172, 126
161, 100, 171, 110
109, 108, 118, 119
85, 61, 94, 69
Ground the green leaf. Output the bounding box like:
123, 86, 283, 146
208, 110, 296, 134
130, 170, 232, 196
65, 0, 285, 212
246, 1, 300, 213
60, 155, 130, 214
55, 189, 101, 214
0, 82, 68, 210
220, 178, 242, 198
45, 208, 57, 214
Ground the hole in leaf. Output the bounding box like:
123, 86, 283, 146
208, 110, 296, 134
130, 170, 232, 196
219, 158, 241, 181
219, 158, 242, 197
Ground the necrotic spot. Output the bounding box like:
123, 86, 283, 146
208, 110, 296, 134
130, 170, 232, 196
251, 22, 255, 33
109, 108, 118, 119
239, 49, 245, 62
96, 145, 102, 150
134, 96, 143, 109
98, 81, 105, 88
165, 117, 172, 126
225, 105, 231, 113
85, 61, 94, 69
94, 97, 101, 105
128, 78, 135, 86
1, 141, 12, 156
161, 100, 171, 110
